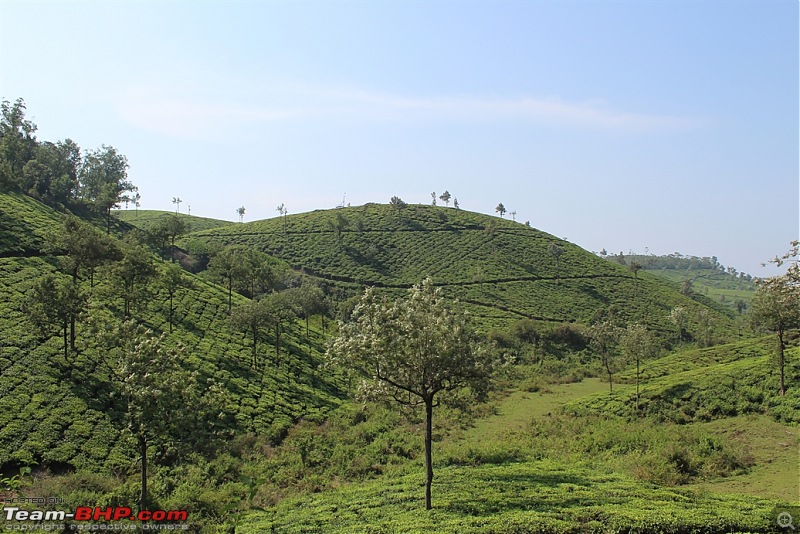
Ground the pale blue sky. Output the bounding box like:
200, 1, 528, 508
1, 1, 797, 276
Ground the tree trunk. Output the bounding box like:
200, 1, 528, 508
424, 396, 434, 510
169, 292, 174, 333
779, 328, 786, 396
635, 358, 640, 413
139, 434, 148, 511
252, 327, 258, 368
69, 316, 76, 351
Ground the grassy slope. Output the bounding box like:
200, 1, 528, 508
564, 338, 800, 424
188, 203, 736, 335
240, 375, 794, 533
0, 193, 341, 471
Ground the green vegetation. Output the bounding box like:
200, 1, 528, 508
0, 102, 795, 532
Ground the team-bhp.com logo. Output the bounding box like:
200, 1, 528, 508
4, 506, 189, 530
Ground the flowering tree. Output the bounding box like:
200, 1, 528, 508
328, 279, 493, 509
751, 241, 800, 396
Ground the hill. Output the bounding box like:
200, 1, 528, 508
115, 209, 235, 233
187, 203, 737, 338
0, 192, 342, 473
602, 251, 757, 312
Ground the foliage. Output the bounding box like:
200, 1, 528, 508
329, 279, 493, 509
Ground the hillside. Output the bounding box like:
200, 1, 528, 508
186, 203, 736, 337
0, 192, 342, 473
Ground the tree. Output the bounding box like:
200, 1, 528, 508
23, 274, 87, 365
587, 317, 620, 394
172, 196, 182, 213
49, 216, 121, 287
230, 298, 273, 368
629, 261, 642, 293
695, 308, 714, 348
22, 139, 81, 206
751, 272, 800, 396
102, 323, 198, 511
439, 190, 451, 207
668, 306, 689, 344
110, 237, 157, 319
131, 191, 141, 214
78, 145, 136, 233
495, 203, 506, 218
157, 214, 188, 262
510, 210, 517, 222
453, 197, 459, 210
276, 203, 288, 232
262, 291, 300, 363
236, 206, 246, 223
430, 192, 437, 206
620, 323, 659, 413
389, 196, 406, 210
328, 212, 349, 249
328, 279, 493, 510
548, 243, 565, 284
0, 98, 37, 192
285, 284, 325, 338
208, 245, 251, 313
161, 263, 193, 333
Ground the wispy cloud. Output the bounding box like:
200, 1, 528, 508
116, 78, 703, 140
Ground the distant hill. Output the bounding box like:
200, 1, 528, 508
115, 209, 235, 233
187, 203, 737, 338
601, 252, 757, 312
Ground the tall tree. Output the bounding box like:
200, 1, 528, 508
110, 237, 157, 319
236, 206, 246, 223
751, 272, 800, 396
430, 192, 437, 206
230, 298, 273, 368
668, 306, 689, 344
548, 243, 565, 284
439, 190, 451, 207
620, 323, 659, 413
284, 284, 324, 338
102, 323, 199, 511
23, 274, 87, 365
495, 203, 506, 218
78, 145, 136, 232
329, 279, 493, 510
328, 212, 349, 249
161, 263, 193, 333
262, 291, 300, 363
208, 245, 251, 313
156, 214, 188, 262
172, 196, 182, 213
587, 316, 620, 394
0, 98, 37, 191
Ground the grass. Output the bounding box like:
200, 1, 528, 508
239, 460, 778, 533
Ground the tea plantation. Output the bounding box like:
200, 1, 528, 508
1, 192, 796, 533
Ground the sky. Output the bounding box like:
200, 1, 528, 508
1, 1, 797, 277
